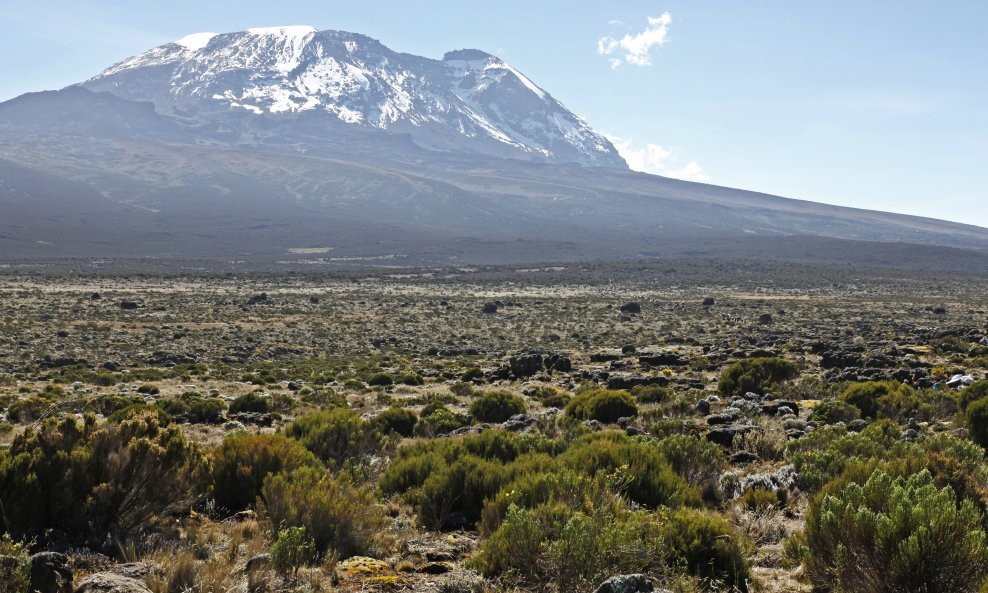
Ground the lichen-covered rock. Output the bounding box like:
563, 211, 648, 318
73, 573, 151, 593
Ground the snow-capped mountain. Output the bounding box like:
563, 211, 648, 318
81, 26, 626, 167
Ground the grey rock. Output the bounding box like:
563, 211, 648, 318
593, 574, 656, 593
73, 573, 152, 593
30, 552, 72, 593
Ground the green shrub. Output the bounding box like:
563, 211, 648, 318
654, 434, 727, 489
108, 402, 171, 425
461, 368, 484, 383
807, 399, 860, 424
958, 380, 988, 411
229, 392, 270, 414
661, 509, 752, 591
0, 412, 206, 545
85, 394, 145, 416
631, 385, 672, 404
560, 432, 698, 508
211, 433, 320, 513
739, 487, 779, 511
414, 407, 470, 437
565, 389, 638, 423
785, 421, 900, 491
161, 392, 227, 423
840, 381, 916, 420
366, 372, 393, 387
803, 470, 988, 593
282, 408, 388, 467
470, 391, 526, 423
967, 398, 988, 449
718, 357, 798, 397
0, 534, 30, 593
372, 407, 418, 437
396, 372, 424, 386
270, 527, 316, 580
261, 466, 383, 558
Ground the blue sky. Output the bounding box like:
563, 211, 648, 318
2, 1, 986, 227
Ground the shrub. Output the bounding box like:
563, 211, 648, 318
461, 368, 484, 382
718, 357, 797, 397
654, 434, 727, 489
161, 392, 227, 423
261, 466, 383, 558
282, 408, 388, 467
270, 527, 316, 580
228, 392, 269, 414
0, 534, 30, 593
959, 380, 988, 411
0, 412, 206, 545
414, 407, 470, 437
967, 397, 988, 449
396, 372, 424, 386
840, 381, 916, 420
366, 372, 393, 387
785, 421, 900, 491
803, 470, 988, 593
372, 407, 418, 437
739, 487, 779, 511
211, 433, 320, 513
560, 432, 698, 508
470, 391, 526, 423
661, 509, 752, 591
565, 389, 638, 423
631, 385, 672, 404
807, 399, 860, 424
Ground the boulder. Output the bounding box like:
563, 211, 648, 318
592, 574, 656, 593
73, 573, 151, 593
706, 425, 754, 447
509, 353, 544, 377
481, 302, 498, 314
619, 302, 642, 314
30, 552, 72, 593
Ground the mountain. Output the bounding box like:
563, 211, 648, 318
80, 26, 625, 168
0, 26, 987, 270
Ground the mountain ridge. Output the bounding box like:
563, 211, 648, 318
80, 26, 626, 168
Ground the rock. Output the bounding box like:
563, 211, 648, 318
108, 564, 153, 580
417, 561, 455, 574
245, 553, 270, 572
706, 411, 739, 425
695, 399, 711, 414
509, 353, 544, 377
639, 351, 685, 366
90, 292, 102, 300
30, 552, 72, 593
246, 293, 269, 305
118, 301, 139, 310
482, 302, 498, 314
545, 351, 572, 372
592, 574, 655, 593
729, 451, 760, 465
757, 313, 773, 324
847, 419, 869, 432
902, 428, 919, 441
621, 344, 637, 354
619, 302, 642, 314
703, 296, 716, 307
73, 573, 151, 593
706, 425, 754, 447
335, 556, 393, 580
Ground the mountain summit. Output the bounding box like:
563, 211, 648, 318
81, 26, 626, 167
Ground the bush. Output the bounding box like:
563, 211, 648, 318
211, 433, 320, 513
718, 357, 798, 397
0, 412, 206, 545
958, 380, 988, 411
807, 399, 860, 424
560, 432, 698, 508
803, 470, 988, 593
414, 407, 470, 437
565, 389, 638, 423
283, 408, 388, 467
396, 372, 424, 386
0, 535, 30, 593
654, 434, 727, 489
372, 407, 418, 437
261, 466, 383, 558
228, 392, 269, 414
161, 392, 227, 423
270, 527, 316, 580
840, 381, 916, 420
967, 397, 988, 449
631, 385, 672, 404
366, 372, 393, 387
470, 391, 526, 423
661, 508, 752, 591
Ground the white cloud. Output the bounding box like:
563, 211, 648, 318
608, 135, 710, 183
597, 12, 672, 68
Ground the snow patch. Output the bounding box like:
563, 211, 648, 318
247, 25, 317, 37
175, 32, 217, 51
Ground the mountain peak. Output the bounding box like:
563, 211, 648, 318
82, 27, 626, 168
443, 49, 497, 62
